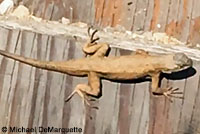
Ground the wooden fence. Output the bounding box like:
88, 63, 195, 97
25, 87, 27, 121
0, 0, 200, 134
10, 0, 200, 46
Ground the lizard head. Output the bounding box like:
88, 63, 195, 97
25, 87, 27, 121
162, 53, 192, 73
172, 53, 193, 71
173, 53, 192, 68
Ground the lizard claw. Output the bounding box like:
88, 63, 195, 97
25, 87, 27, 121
65, 89, 98, 109
65, 89, 76, 102
163, 87, 184, 102
83, 94, 99, 109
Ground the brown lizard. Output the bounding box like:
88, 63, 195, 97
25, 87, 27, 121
0, 28, 192, 107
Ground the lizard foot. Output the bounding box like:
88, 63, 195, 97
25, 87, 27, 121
65, 89, 98, 109
162, 87, 184, 102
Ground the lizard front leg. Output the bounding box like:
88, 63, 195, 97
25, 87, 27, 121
83, 43, 109, 57
65, 72, 101, 108
150, 72, 184, 102
83, 27, 110, 57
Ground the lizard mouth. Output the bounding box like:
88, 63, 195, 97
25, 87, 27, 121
175, 65, 192, 72
162, 65, 191, 73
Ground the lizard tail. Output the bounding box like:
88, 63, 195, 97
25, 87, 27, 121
0, 50, 62, 72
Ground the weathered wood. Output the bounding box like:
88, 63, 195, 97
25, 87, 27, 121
94, 0, 123, 26
120, 0, 137, 30
133, 0, 149, 31
154, 0, 170, 32
0, 27, 200, 134
94, 48, 119, 134
190, 76, 200, 134
130, 83, 150, 134
177, 63, 200, 133
165, 0, 180, 36
0, 0, 200, 134
165, 79, 186, 134
144, 0, 154, 31
188, 0, 200, 45
62, 39, 76, 129
177, 0, 194, 42
11, 0, 200, 45
0, 16, 200, 61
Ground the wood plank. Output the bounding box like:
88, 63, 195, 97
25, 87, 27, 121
150, 0, 160, 30
42, 37, 69, 127
116, 49, 150, 134
94, 0, 105, 25
154, 0, 170, 32
129, 82, 150, 134
177, 62, 200, 133
43, 1, 54, 20
176, 0, 194, 42
190, 74, 200, 134
94, 48, 119, 134
0, 28, 12, 98
18, 32, 36, 128
98, 0, 114, 26
133, 0, 149, 31
188, 0, 200, 45
62, 0, 94, 23
0, 31, 22, 128
148, 78, 170, 134
76, 0, 95, 23
0, 29, 21, 128
165, 0, 180, 36
33, 0, 46, 18
118, 84, 133, 134
66, 41, 86, 130
62, 39, 77, 129
119, 0, 137, 30
6, 31, 35, 127
144, 0, 154, 31
164, 79, 186, 134
94, 0, 123, 27
116, 49, 133, 134
28, 34, 50, 128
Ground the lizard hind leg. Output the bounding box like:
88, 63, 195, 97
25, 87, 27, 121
65, 83, 99, 109
65, 89, 77, 102
65, 86, 88, 103
65, 72, 101, 109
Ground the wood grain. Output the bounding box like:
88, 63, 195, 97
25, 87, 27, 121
0, 0, 200, 133
0, 27, 199, 134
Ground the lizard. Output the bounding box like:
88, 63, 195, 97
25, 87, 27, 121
0, 27, 193, 107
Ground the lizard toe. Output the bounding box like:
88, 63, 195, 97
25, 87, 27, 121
163, 87, 184, 102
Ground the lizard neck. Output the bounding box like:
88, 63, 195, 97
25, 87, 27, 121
156, 55, 179, 72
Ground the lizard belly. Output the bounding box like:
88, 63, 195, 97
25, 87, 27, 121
100, 72, 146, 80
